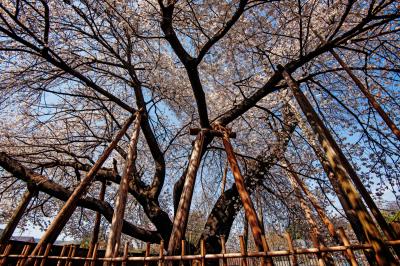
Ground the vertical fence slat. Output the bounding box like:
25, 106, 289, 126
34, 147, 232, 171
338, 228, 358, 266
57, 245, 68, 266
67, 245, 76, 266
159, 240, 164, 266
220, 235, 228, 266
284, 232, 297, 266
239, 235, 248, 266
122, 242, 129, 266
0, 243, 12, 266
34, 245, 44, 266
144, 242, 151, 266
40, 243, 52, 266
200, 239, 205, 266
90, 243, 99, 266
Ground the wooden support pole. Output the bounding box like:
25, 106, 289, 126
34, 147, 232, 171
0, 188, 37, 244
283, 158, 338, 242
105, 114, 142, 263
221, 133, 273, 266
189, 128, 236, 138
338, 228, 358, 266
331, 49, 400, 256
284, 232, 297, 266
167, 131, 205, 255
279, 65, 397, 265
29, 115, 136, 260
292, 108, 377, 264
330, 49, 400, 141
220, 236, 228, 266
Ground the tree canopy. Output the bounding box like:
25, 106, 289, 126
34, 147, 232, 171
0, 0, 399, 256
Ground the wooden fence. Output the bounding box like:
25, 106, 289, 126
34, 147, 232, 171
1, 237, 399, 266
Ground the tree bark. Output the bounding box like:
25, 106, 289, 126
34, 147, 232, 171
280, 66, 397, 265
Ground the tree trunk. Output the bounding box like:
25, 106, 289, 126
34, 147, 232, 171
0, 188, 37, 244
280, 66, 397, 265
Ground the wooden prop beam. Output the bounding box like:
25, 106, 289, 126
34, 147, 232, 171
330, 49, 400, 254
167, 131, 205, 255
221, 131, 273, 266
0, 187, 37, 244
28, 114, 137, 262
279, 65, 397, 265
330, 49, 400, 141
105, 113, 142, 262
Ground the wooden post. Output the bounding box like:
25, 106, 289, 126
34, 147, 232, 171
39, 243, 52, 266
67, 245, 76, 266
0, 243, 12, 266
90, 243, 98, 266
159, 240, 164, 266
29, 115, 136, 259
220, 236, 228, 266
280, 65, 397, 265
34, 245, 44, 266
292, 108, 377, 264
144, 242, 150, 266
284, 232, 297, 266
310, 233, 325, 266
180, 240, 185, 266
338, 228, 358, 266
283, 158, 339, 241
121, 242, 129, 266
221, 132, 273, 266
87, 180, 107, 261
0, 188, 37, 244
56, 245, 67, 266
330, 49, 400, 141
221, 161, 228, 194
239, 236, 248, 266
330, 49, 400, 258
17, 244, 31, 266
261, 235, 270, 266
200, 239, 205, 266
105, 114, 142, 263
167, 131, 205, 255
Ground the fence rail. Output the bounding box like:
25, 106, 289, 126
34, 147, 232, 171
1, 238, 399, 265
